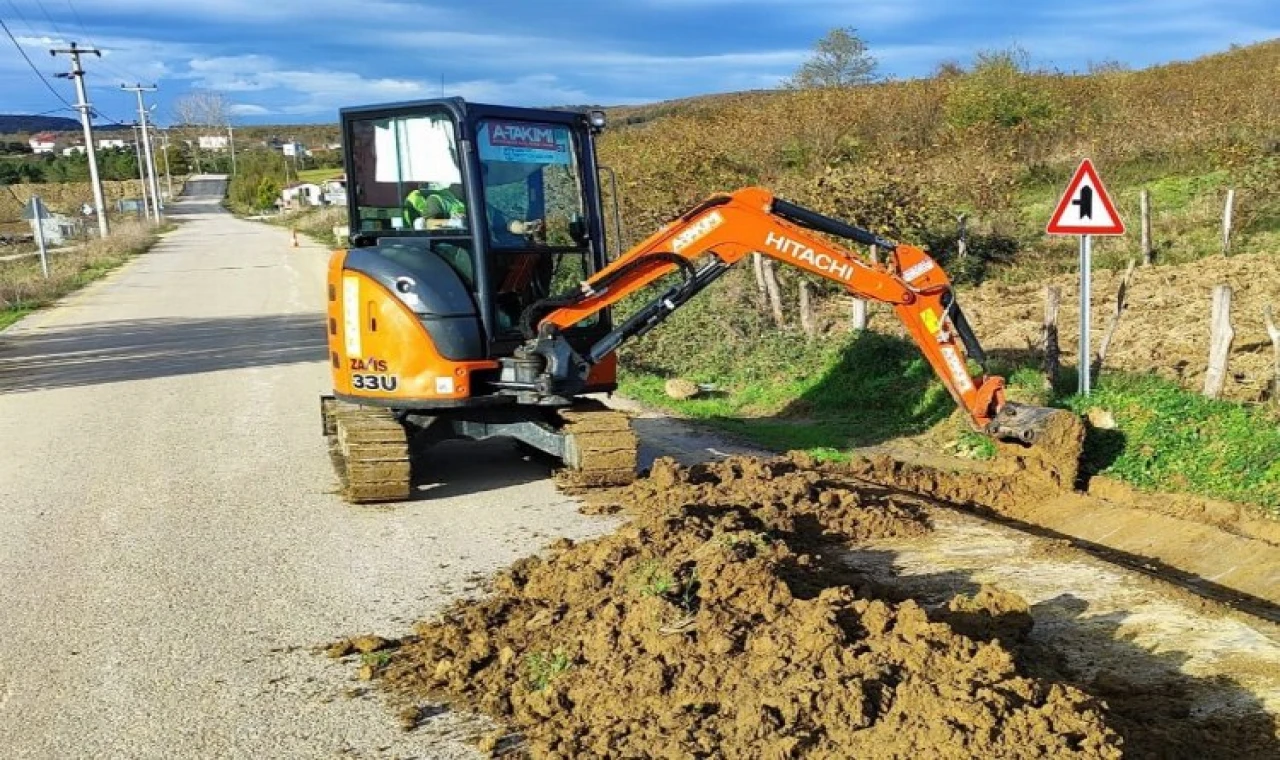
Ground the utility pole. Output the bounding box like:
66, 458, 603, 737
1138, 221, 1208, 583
228, 125, 237, 176
122, 84, 162, 222
159, 129, 173, 198
50, 42, 109, 238
131, 124, 150, 219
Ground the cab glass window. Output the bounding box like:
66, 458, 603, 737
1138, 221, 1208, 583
477, 120, 585, 250
349, 112, 467, 234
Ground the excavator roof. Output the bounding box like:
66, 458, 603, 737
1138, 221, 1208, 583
337, 97, 602, 129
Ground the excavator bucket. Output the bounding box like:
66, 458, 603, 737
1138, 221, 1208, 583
984, 402, 1068, 445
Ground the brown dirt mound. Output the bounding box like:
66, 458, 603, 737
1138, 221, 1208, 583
356, 456, 1121, 758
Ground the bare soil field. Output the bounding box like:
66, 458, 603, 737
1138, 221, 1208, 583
959, 250, 1280, 402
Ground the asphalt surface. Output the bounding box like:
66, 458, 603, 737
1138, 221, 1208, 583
0, 178, 618, 759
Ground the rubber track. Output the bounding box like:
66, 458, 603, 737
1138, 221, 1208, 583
556, 400, 638, 488
323, 400, 412, 503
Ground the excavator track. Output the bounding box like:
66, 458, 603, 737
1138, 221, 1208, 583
555, 400, 638, 488
322, 399, 412, 503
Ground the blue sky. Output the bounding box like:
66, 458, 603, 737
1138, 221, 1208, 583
1, 0, 1276, 126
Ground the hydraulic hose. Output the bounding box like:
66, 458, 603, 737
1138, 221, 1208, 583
519, 251, 698, 338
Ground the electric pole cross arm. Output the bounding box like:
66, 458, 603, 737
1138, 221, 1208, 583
520, 186, 1052, 442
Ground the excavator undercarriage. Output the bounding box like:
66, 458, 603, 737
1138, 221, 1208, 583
322, 396, 636, 503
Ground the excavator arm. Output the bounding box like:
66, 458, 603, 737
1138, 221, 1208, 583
517, 187, 1052, 443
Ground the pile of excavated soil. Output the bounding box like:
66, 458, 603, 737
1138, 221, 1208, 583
352, 456, 1121, 758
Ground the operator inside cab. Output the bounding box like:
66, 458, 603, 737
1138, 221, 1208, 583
403, 181, 466, 230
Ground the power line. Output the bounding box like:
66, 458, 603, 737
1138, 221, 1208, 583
0, 16, 75, 108
31, 0, 67, 38
55, 0, 142, 88
3, 0, 39, 37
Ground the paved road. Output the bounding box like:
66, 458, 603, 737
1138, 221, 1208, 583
0, 183, 626, 758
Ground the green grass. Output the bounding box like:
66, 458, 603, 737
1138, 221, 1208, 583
524, 649, 572, 692
620, 331, 954, 453
622, 330, 1280, 514
296, 167, 342, 184
1065, 374, 1280, 509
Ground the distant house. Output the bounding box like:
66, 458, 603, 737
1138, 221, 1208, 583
62, 145, 87, 157
320, 175, 346, 206
198, 135, 230, 151
281, 141, 306, 158
29, 132, 57, 154
281, 182, 323, 208
98, 139, 127, 150
29, 212, 81, 246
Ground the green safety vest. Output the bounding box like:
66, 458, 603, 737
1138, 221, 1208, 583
404, 188, 465, 225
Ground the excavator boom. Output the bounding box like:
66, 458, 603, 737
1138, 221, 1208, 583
521, 187, 1052, 442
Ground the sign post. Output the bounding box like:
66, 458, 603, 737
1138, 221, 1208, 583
23, 195, 52, 279
1046, 159, 1125, 395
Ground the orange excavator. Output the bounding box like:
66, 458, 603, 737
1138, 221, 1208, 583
322, 98, 1059, 501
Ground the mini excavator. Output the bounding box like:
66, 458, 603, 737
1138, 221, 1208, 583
321, 98, 1061, 502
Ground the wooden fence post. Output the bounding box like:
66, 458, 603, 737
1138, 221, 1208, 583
762, 258, 785, 328
1092, 259, 1136, 381
1203, 284, 1234, 399
1265, 304, 1280, 403
751, 253, 768, 304
850, 244, 880, 331
1140, 189, 1153, 266
1043, 286, 1061, 391
799, 281, 816, 337
1221, 188, 1235, 256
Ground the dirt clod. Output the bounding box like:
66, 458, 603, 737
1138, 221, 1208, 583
370, 456, 1121, 758
943, 586, 1035, 646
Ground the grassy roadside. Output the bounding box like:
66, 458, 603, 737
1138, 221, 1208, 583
0, 220, 173, 331
619, 331, 1280, 514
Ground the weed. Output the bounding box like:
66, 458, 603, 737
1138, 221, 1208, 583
954, 430, 997, 461
631, 559, 677, 597
524, 649, 572, 691
360, 650, 394, 668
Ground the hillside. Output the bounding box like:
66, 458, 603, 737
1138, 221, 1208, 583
0, 114, 81, 134
596, 39, 1279, 375
596, 40, 1280, 510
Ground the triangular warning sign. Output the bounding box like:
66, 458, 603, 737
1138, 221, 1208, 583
1046, 159, 1125, 236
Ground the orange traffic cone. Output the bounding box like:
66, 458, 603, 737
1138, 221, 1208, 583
291, 228, 298, 248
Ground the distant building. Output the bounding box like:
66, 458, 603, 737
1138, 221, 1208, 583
29, 132, 57, 154
281, 141, 306, 157
280, 183, 323, 208
98, 139, 127, 150
29, 212, 81, 246
198, 135, 230, 151
62, 145, 87, 157
320, 175, 346, 206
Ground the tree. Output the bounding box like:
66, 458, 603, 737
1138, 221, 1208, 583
788, 27, 878, 88
172, 90, 233, 174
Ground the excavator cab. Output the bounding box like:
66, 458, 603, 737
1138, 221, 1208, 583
335, 99, 616, 385
323, 99, 636, 501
